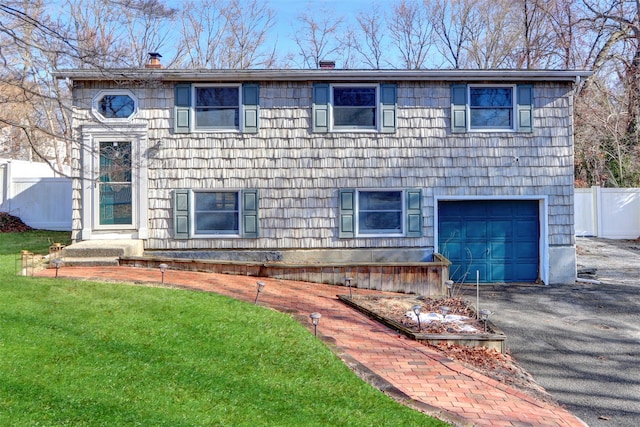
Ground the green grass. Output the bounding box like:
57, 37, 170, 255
0, 232, 448, 426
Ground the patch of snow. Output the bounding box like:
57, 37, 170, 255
405, 311, 478, 332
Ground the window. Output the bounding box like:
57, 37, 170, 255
358, 191, 402, 234
451, 84, 533, 133
98, 141, 132, 225
173, 189, 259, 238
469, 87, 513, 129
333, 86, 377, 129
313, 83, 397, 133
194, 191, 239, 235
174, 83, 259, 134
195, 85, 239, 130
338, 189, 422, 238
92, 90, 138, 122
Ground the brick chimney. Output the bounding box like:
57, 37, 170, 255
319, 60, 335, 69
146, 52, 162, 69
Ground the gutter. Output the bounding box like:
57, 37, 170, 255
53, 68, 594, 83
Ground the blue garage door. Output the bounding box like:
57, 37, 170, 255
438, 200, 539, 283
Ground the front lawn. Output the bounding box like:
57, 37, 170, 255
0, 231, 448, 426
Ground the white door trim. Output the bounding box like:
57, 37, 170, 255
80, 124, 148, 240
434, 195, 549, 286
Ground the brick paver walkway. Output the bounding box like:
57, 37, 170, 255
36, 266, 587, 427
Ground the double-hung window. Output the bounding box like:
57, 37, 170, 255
469, 86, 513, 130
174, 83, 259, 133
313, 83, 397, 133
173, 189, 259, 238
358, 191, 402, 234
338, 189, 422, 238
194, 85, 240, 130
451, 84, 533, 133
332, 85, 377, 130
194, 191, 239, 235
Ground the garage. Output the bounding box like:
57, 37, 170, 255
438, 200, 540, 283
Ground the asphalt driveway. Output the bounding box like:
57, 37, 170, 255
468, 237, 640, 427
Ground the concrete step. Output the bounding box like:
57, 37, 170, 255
63, 240, 144, 258
60, 257, 121, 267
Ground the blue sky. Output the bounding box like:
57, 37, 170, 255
268, 0, 376, 61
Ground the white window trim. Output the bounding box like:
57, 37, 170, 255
467, 84, 516, 132
330, 84, 380, 132
355, 189, 405, 237
91, 90, 139, 123
190, 189, 243, 238
192, 83, 242, 132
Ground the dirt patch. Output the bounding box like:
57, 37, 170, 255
348, 295, 557, 405
0, 212, 33, 232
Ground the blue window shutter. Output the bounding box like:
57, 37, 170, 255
174, 189, 190, 239
313, 83, 330, 133
174, 84, 191, 134
242, 189, 259, 238
405, 189, 422, 237
451, 84, 467, 133
338, 189, 355, 238
242, 84, 260, 133
517, 84, 534, 133
380, 83, 397, 133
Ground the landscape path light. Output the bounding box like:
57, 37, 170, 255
412, 304, 422, 331
345, 277, 353, 298
255, 281, 266, 304
480, 309, 492, 332
309, 312, 322, 337
445, 280, 454, 298
159, 263, 168, 285
440, 306, 450, 321
51, 258, 62, 278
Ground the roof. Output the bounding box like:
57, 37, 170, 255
53, 68, 592, 83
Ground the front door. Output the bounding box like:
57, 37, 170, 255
98, 141, 133, 226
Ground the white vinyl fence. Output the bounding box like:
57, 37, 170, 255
0, 159, 72, 231
575, 186, 640, 239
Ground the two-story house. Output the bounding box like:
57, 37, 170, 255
56, 62, 590, 285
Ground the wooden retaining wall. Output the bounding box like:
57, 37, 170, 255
119, 254, 451, 296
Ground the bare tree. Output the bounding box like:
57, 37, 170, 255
354, 3, 388, 69
115, 0, 179, 68
430, 0, 474, 69
0, 1, 73, 171
575, 75, 640, 187
388, 0, 433, 69
221, 0, 277, 69
464, 0, 521, 69
291, 3, 344, 68
177, 0, 276, 69
178, 0, 227, 68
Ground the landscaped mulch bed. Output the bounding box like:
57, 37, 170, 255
342, 294, 555, 405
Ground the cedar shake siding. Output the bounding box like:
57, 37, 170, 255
59, 69, 589, 285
